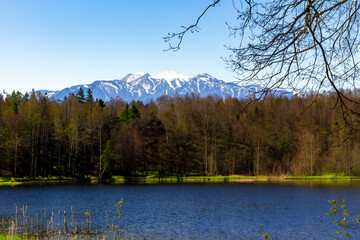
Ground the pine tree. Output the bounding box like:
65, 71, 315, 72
98, 99, 105, 108
9, 91, 23, 114
86, 89, 94, 103
119, 103, 129, 122
129, 104, 140, 119
75, 88, 85, 103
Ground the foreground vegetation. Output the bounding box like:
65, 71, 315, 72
1, 90, 360, 179
0, 235, 27, 240
0, 199, 124, 240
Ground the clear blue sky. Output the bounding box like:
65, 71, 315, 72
0, 0, 241, 93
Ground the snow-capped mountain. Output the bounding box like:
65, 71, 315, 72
40, 71, 293, 103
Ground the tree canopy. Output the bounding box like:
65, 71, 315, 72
1, 90, 360, 178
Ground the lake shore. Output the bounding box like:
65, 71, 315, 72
2, 174, 360, 186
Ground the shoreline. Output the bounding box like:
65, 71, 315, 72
2, 174, 360, 187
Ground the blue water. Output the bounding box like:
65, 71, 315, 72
1, 182, 360, 239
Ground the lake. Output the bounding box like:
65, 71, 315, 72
1, 181, 360, 239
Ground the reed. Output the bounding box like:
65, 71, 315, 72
0, 204, 104, 240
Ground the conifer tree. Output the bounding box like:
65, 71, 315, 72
75, 88, 85, 103
119, 103, 129, 122
97, 99, 105, 108
86, 89, 94, 103
129, 104, 140, 119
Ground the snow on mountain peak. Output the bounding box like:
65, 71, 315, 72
122, 72, 149, 82
134, 72, 148, 76
152, 70, 189, 81
194, 73, 213, 79
40, 71, 293, 103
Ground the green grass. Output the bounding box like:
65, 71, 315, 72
101, 174, 274, 184
0, 234, 28, 240
0, 175, 78, 186
0, 175, 75, 182
0, 182, 22, 187
105, 174, 360, 184
109, 175, 126, 183
182, 175, 271, 179
284, 174, 360, 180
1, 173, 360, 186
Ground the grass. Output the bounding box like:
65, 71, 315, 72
102, 174, 274, 184
108, 172, 360, 183
0, 182, 22, 187
0, 175, 80, 187
283, 174, 360, 180
0, 203, 96, 240
0, 200, 126, 240
1, 173, 360, 186
0, 234, 28, 240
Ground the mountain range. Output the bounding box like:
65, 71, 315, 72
40, 71, 293, 103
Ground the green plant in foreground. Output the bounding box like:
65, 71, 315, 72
0, 234, 28, 240
327, 199, 360, 240
84, 209, 91, 233
259, 230, 271, 239
103, 198, 124, 240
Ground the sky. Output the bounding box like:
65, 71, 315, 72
0, 0, 241, 93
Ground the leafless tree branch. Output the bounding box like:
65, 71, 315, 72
165, 0, 360, 128
163, 0, 221, 51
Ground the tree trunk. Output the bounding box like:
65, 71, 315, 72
14, 133, 17, 176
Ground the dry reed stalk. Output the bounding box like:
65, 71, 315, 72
89, 211, 91, 232
74, 225, 78, 239
58, 210, 60, 233
14, 204, 18, 234
64, 210, 68, 235
8, 220, 15, 238
51, 211, 54, 234
1, 217, 3, 231
71, 206, 74, 232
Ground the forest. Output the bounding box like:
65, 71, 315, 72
0, 88, 360, 178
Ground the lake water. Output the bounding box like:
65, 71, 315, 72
1, 181, 360, 239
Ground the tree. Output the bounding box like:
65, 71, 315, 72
99, 140, 114, 181
86, 89, 94, 103
165, 0, 360, 127
119, 103, 129, 122
22, 91, 42, 177
97, 99, 105, 108
128, 104, 140, 119
75, 87, 85, 103
3, 91, 24, 176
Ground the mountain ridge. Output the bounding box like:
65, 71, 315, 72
40, 71, 293, 102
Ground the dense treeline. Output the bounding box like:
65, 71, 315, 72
0, 89, 360, 178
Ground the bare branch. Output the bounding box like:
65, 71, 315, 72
166, 0, 360, 128
163, 0, 221, 51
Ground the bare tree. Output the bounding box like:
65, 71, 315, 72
165, 0, 360, 127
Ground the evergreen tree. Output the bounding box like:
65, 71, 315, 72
9, 91, 23, 114
75, 88, 85, 103
129, 104, 140, 119
86, 89, 94, 103
119, 103, 129, 122
97, 99, 105, 108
